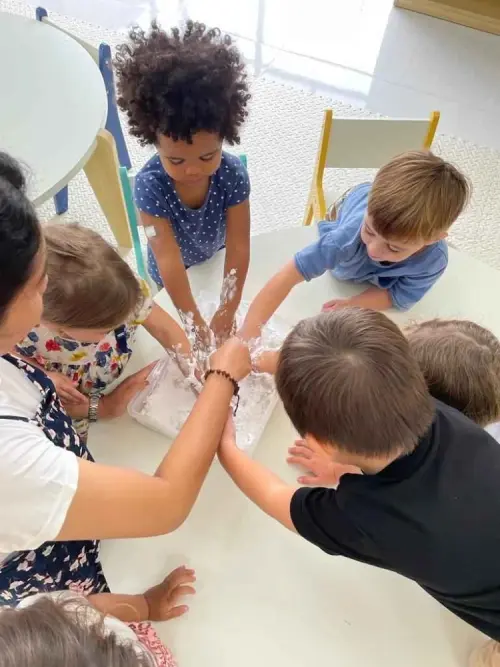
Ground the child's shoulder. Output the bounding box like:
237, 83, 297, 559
409, 238, 448, 273
217, 151, 249, 186
135, 154, 176, 196
341, 182, 371, 215
134, 155, 176, 214
136, 153, 165, 181
214, 151, 251, 205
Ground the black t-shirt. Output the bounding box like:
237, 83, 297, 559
291, 400, 500, 639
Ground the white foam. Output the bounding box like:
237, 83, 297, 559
128, 294, 289, 454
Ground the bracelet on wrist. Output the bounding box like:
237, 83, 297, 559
204, 368, 240, 414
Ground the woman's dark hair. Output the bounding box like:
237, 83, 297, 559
0, 152, 41, 321
115, 20, 250, 145
0, 595, 155, 666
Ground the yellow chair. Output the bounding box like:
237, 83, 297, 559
303, 110, 440, 226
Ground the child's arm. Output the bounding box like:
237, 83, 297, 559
88, 565, 195, 622
239, 260, 305, 340
14, 348, 86, 405
218, 418, 298, 531
141, 212, 211, 345
322, 286, 392, 312
210, 200, 250, 343
322, 248, 449, 312
142, 303, 192, 357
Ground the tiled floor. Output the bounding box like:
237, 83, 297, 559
39, 0, 500, 150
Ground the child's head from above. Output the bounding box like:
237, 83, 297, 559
406, 319, 500, 427
360, 151, 470, 263
42, 224, 142, 343
0, 596, 154, 667
276, 309, 434, 468
115, 20, 250, 186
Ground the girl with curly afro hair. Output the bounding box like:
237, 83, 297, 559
115, 21, 251, 346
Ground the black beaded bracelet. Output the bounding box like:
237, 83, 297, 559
205, 368, 240, 414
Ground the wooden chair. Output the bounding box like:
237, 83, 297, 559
303, 110, 440, 225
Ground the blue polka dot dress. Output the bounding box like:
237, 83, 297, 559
134, 152, 251, 288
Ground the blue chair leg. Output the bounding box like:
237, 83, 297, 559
54, 187, 69, 215
99, 44, 131, 170
37, 6, 69, 215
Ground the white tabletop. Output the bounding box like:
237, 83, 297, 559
90, 227, 500, 667
0, 12, 106, 204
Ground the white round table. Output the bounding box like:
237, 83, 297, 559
0, 12, 106, 204
90, 227, 500, 667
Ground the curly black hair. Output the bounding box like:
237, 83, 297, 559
114, 21, 250, 146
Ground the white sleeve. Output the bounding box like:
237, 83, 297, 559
0, 420, 79, 554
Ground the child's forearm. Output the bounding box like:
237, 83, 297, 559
87, 593, 149, 622
221, 243, 250, 313
240, 260, 304, 340
143, 304, 192, 356
345, 287, 392, 311
218, 439, 297, 531
156, 258, 204, 327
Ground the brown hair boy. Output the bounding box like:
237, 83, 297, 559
220, 309, 500, 667
240, 151, 470, 340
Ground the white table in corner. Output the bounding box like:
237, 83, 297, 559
0, 11, 106, 204
89, 226, 500, 667
0, 12, 131, 248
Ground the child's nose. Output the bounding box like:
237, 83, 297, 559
185, 165, 202, 176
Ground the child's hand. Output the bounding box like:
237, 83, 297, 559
210, 306, 236, 346
143, 565, 196, 621
46, 371, 86, 405
62, 396, 90, 420
252, 349, 279, 375
321, 298, 349, 312
287, 439, 361, 486
99, 362, 156, 419
210, 336, 251, 381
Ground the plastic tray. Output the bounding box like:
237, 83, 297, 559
128, 305, 289, 455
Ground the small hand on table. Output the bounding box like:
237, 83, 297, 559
321, 298, 350, 313
287, 439, 360, 486
144, 565, 196, 621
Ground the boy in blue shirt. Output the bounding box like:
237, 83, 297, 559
115, 21, 251, 345
240, 151, 469, 339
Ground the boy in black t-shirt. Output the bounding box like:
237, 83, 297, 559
219, 309, 500, 667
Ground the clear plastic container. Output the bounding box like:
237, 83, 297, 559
128, 301, 289, 455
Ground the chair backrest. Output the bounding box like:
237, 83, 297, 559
324, 111, 440, 169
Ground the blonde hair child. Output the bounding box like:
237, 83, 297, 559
16, 224, 192, 440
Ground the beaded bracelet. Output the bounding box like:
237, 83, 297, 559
205, 368, 240, 414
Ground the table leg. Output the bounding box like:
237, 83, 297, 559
84, 129, 132, 249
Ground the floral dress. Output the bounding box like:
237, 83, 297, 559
16, 281, 153, 441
